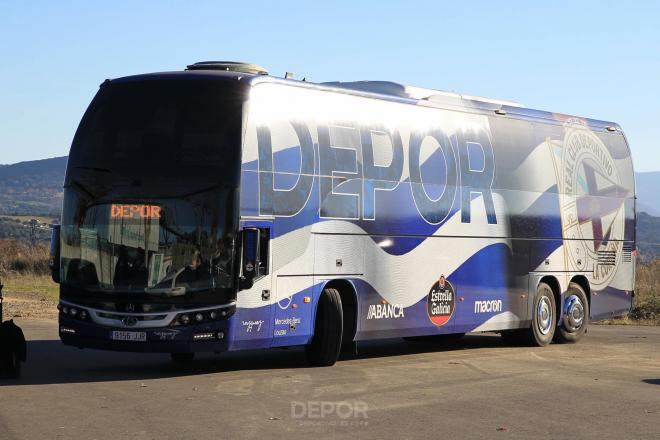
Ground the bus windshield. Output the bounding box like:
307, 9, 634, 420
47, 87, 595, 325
60, 78, 246, 307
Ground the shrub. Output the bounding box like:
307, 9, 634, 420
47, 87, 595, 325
0, 239, 50, 277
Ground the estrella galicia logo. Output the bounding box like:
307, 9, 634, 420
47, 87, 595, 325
427, 275, 455, 326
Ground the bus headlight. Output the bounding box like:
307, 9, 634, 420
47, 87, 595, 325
171, 306, 236, 326
58, 303, 90, 321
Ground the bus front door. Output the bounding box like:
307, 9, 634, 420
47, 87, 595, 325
231, 220, 273, 350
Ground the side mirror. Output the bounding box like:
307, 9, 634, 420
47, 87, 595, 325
49, 225, 61, 283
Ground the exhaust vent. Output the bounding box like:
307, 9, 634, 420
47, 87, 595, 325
622, 244, 633, 263
186, 61, 268, 75
597, 250, 617, 266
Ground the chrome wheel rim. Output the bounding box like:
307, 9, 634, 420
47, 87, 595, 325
537, 296, 553, 335
563, 294, 585, 332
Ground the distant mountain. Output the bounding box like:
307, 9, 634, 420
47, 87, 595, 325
0, 156, 67, 215
635, 172, 660, 216
636, 212, 660, 262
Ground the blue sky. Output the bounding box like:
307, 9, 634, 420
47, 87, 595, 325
1, 1, 659, 170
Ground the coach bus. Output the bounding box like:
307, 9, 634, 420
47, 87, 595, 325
50, 61, 636, 365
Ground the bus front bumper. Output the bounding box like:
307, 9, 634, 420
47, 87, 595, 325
58, 317, 232, 353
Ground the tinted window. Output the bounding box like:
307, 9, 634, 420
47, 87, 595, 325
67, 79, 247, 196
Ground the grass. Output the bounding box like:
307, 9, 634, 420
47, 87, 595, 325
0, 240, 58, 318
600, 262, 660, 325
622, 260, 660, 324
0, 239, 51, 276
2, 273, 59, 302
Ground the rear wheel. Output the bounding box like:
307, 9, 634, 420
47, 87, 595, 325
555, 282, 589, 343
306, 288, 343, 366
503, 282, 556, 346
528, 282, 557, 346
170, 352, 195, 363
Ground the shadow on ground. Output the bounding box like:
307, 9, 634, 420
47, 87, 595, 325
0, 333, 509, 386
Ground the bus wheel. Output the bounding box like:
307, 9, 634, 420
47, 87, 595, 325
555, 282, 589, 343
306, 288, 343, 366
170, 352, 195, 363
527, 282, 557, 346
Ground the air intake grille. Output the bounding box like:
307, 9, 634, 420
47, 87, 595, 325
597, 250, 617, 266
622, 244, 633, 263
97, 312, 167, 321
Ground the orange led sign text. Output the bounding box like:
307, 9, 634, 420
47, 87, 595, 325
110, 204, 161, 219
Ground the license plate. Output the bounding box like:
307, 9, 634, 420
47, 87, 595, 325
111, 331, 147, 342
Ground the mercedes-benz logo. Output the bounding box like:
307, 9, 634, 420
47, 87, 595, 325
122, 316, 138, 327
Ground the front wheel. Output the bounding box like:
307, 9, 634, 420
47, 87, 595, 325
306, 288, 343, 366
554, 282, 589, 343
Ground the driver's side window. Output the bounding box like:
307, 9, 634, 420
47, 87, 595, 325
241, 227, 270, 280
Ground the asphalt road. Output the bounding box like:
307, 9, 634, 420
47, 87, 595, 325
1, 320, 659, 440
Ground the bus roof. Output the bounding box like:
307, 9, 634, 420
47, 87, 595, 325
107, 67, 622, 133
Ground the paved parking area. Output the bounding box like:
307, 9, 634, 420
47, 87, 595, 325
1, 320, 659, 439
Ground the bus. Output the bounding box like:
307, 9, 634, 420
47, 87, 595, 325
50, 61, 636, 366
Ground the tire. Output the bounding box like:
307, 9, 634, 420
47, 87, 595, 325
306, 288, 343, 366
170, 352, 195, 363
506, 282, 556, 346
527, 282, 557, 346
555, 282, 589, 343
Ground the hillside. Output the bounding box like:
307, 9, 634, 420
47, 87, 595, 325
636, 212, 660, 262
0, 156, 66, 215
635, 171, 660, 216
